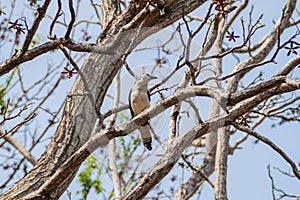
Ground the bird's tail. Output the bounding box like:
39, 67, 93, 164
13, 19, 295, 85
138, 123, 152, 150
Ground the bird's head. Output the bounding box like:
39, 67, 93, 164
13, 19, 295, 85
139, 73, 157, 83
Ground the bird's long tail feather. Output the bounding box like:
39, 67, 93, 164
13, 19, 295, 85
138, 124, 152, 150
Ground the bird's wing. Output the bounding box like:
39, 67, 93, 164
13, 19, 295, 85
147, 90, 151, 102
128, 89, 135, 118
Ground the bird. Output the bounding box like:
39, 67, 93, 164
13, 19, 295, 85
128, 73, 157, 150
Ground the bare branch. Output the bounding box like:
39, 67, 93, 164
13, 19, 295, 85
60, 47, 102, 119
48, 0, 62, 39
22, 76, 300, 199
233, 122, 300, 181
122, 58, 138, 79
108, 71, 121, 199
0, 100, 29, 126
19, 0, 51, 53
64, 0, 76, 39
1, 133, 36, 165
0, 38, 114, 76
168, 71, 191, 145
276, 55, 300, 75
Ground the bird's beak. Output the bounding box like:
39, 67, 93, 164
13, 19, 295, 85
150, 75, 158, 79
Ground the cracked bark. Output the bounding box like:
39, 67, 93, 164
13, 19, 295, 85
214, 17, 229, 200
0, 1, 207, 199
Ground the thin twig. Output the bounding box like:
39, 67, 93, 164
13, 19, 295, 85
60, 47, 102, 119
232, 122, 300, 181
65, 0, 76, 39
48, 0, 62, 39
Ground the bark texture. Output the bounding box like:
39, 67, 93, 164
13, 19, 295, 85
0, 1, 207, 199
1, 0, 299, 199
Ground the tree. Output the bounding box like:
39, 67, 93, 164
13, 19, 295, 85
0, 0, 299, 199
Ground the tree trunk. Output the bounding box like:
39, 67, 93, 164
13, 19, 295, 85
0, 1, 207, 199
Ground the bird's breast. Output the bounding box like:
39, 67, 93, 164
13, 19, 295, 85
131, 91, 150, 115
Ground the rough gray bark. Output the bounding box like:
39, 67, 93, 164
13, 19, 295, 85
0, 0, 299, 199
213, 17, 229, 200
174, 0, 297, 199
0, 1, 207, 199
214, 127, 229, 200
108, 71, 122, 199
123, 77, 300, 199
3, 75, 299, 200
174, 14, 223, 198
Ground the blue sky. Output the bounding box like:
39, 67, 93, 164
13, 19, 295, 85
0, 0, 299, 199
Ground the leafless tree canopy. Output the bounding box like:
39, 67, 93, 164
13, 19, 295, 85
0, 0, 299, 199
